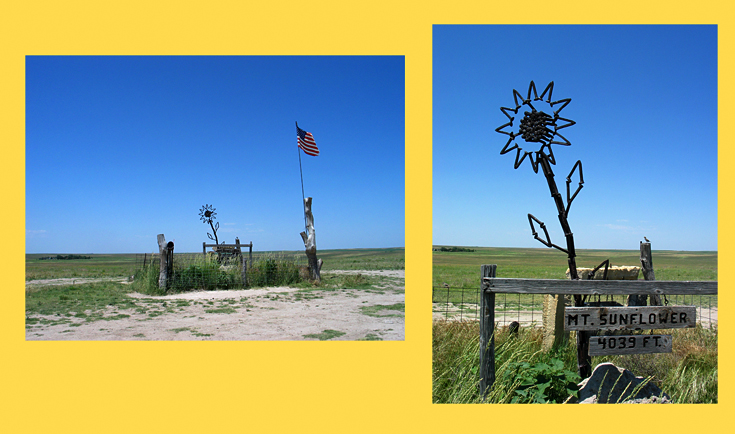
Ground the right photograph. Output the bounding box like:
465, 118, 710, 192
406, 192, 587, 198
432, 25, 718, 404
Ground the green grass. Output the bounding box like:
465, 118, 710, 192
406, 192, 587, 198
25, 281, 137, 326
315, 247, 405, 270
303, 329, 346, 340
433, 246, 717, 288
26, 253, 140, 281
433, 321, 717, 403
204, 306, 238, 314
358, 333, 384, 341
360, 303, 405, 317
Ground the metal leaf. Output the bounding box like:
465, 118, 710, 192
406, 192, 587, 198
565, 160, 584, 216
528, 214, 568, 254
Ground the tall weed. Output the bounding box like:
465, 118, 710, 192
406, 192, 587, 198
132, 253, 304, 294
433, 321, 717, 403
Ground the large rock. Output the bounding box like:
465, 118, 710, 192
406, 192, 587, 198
578, 363, 671, 403
542, 294, 572, 349
566, 266, 640, 280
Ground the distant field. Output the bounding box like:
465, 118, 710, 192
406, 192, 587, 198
433, 246, 717, 289
26, 254, 140, 281
26, 248, 405, 281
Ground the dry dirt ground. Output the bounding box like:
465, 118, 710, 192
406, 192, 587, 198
26, 270, 404, 341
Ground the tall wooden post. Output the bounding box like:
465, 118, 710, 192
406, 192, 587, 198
640, 241, 661, 305
479, 264, 496, 400
157, 234, 174, 291
236, 238, 248, 286
300, 197, 322, 282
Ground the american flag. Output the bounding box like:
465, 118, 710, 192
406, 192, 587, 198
296, 124, 319, 156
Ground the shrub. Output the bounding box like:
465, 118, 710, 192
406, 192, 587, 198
248, 255, 302, 287
133, 253, 305, 294
501, 358, 580, 403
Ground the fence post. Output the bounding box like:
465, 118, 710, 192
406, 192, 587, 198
479, 264, 496, 400
203, 241, 207, 255
640, 241, 661, 305
157, 234, 174, 291
233, 239, 246, 286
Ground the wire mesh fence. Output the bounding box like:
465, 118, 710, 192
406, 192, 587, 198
432, 286, 542, 326
432, 285, 718, 328
134, 251, 308, 293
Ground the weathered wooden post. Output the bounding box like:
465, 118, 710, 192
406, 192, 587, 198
479, 264, 496, 399
236, 238, 248, 286
640, 241, 661, 305
300, 197, 322, 282
157, 234, 174, 291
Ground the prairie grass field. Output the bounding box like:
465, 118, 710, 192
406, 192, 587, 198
433, 246, 717, 287
26, 253, 140, 281
26, 247, 404, 281
433, 246, 718, 403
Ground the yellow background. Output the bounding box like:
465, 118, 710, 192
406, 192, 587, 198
1, 1, 729, 432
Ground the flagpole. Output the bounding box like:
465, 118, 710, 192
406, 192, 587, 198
297, 123, 308, 234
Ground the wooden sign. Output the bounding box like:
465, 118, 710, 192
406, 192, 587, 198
564, 306, 696, 331
588, 335, 672, 356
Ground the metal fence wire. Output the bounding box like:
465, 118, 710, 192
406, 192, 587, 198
431, 286, 718, 328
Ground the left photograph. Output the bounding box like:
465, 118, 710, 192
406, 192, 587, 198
25, 56, 405, 341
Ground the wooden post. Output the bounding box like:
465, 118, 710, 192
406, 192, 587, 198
157, 234, 174, 291
203, 241, 207, 255
236, 238, 248, 286
479, 264, 496, 400
640, 241, 661, 305
300, 197, 322, 281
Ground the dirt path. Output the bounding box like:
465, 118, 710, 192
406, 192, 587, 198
25, 270, 404, 341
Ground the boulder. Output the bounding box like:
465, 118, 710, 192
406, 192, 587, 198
578, 363, 671, 403
566, 266, 640, 280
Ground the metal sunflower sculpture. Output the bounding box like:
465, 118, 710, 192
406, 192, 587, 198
496, 81, 609, 377
199, 204, 222, 245
496, 80, 587, 278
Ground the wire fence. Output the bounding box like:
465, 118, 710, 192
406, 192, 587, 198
135, 252, 308, 291
432, 285, 718, 328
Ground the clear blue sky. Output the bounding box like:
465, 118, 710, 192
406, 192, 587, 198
433, 25, 717, 252
26, 56, 405, 253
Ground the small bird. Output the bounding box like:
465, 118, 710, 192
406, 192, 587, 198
644, 236, 650, 242
443, 282, 449, 289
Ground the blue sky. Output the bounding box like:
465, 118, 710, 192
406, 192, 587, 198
26, 56, 405, 253
433, 25, 717, 251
